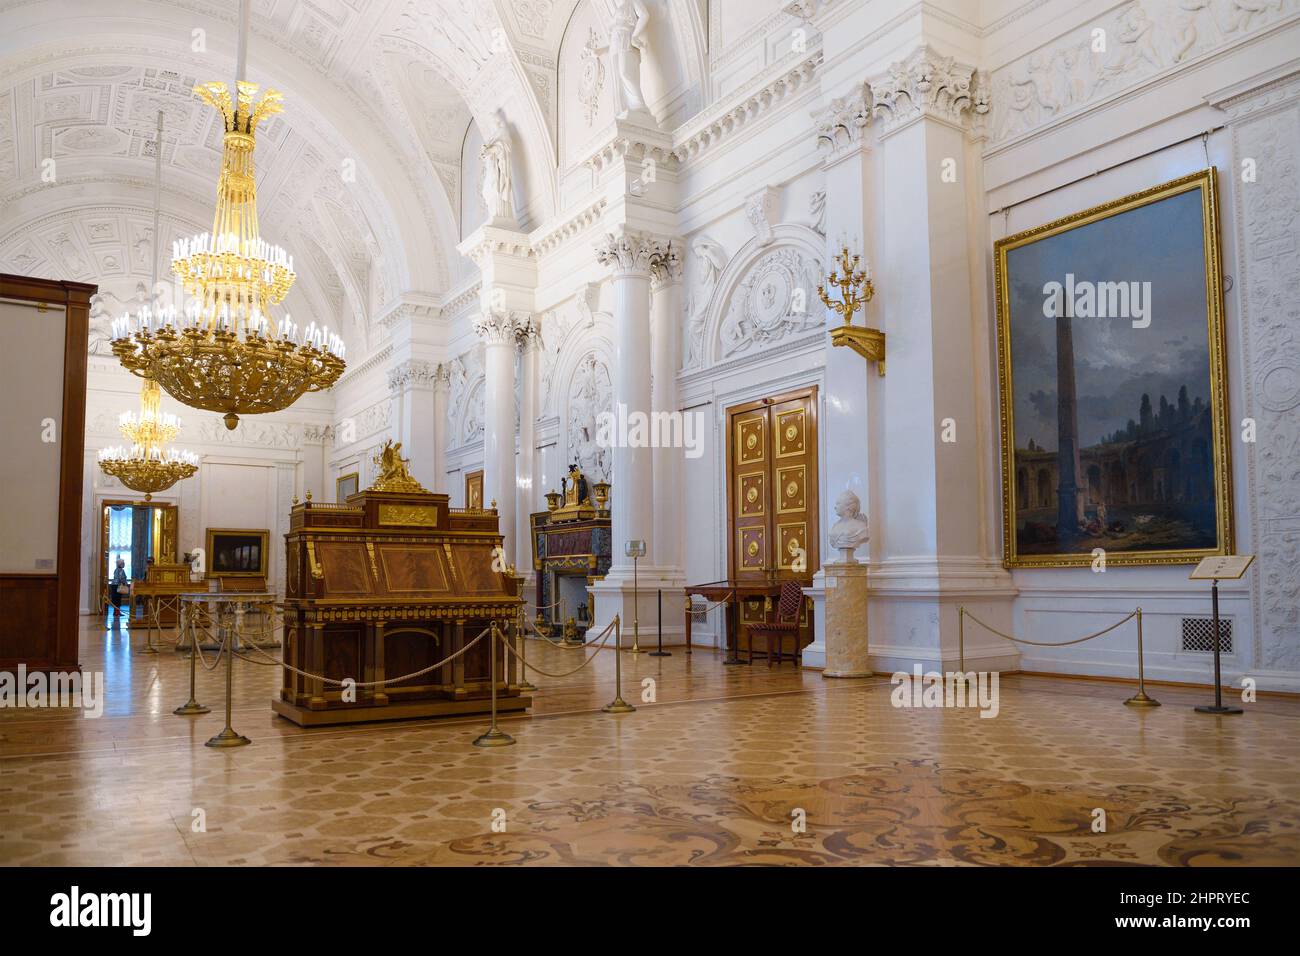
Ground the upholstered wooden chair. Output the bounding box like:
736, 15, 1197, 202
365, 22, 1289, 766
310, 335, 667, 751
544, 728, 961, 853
750, 580, 805, 667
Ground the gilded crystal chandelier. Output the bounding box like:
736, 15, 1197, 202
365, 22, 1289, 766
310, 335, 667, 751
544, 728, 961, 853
110, 4, 345, 429
98, 378, 199, 500
99, 110, 198, 500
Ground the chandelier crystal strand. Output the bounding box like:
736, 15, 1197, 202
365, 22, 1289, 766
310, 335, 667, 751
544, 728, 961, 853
109, 20, 344, 429
99, 111, 199, 500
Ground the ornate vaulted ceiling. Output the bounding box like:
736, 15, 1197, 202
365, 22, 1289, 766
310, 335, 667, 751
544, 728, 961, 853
0, 0, 703, 359
0, 0, 589, 358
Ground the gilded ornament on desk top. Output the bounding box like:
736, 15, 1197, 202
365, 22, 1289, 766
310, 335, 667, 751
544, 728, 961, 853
378, 504, 439, 527
368, 439, 428, 493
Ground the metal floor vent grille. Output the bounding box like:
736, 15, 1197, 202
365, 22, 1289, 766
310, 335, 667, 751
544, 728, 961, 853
1182, 617, 1232, 653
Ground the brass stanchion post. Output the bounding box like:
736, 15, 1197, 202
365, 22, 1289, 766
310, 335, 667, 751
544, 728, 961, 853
516, 605, 537, 692
205, 618, 249, 747
958, 605, 965, 674
602, 614, 635, 713
174, 602, 210, 716
141, 596, 159, 655
1124, 607, 1160, 707
474, 623, 516, 747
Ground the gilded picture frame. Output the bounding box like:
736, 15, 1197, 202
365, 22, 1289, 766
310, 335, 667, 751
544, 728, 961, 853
336, 471, 359, 501
205, 528, 270, 577
465, 469, 484, 511
993, 169, 1234, 568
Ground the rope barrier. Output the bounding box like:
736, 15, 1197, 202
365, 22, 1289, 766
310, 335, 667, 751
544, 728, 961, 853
187, 625, 230, 672
498, 621, 617, 678
957, 605, 1158, 707
523, 615, 616, 649
960, 607, 1137, 647
692, 590, 735, 614
233, 623, 493, 688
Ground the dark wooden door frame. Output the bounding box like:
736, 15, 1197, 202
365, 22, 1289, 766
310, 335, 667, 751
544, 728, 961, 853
0, 274, 94, 673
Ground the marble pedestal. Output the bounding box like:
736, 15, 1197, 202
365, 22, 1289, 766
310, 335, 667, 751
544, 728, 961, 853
823, 562, 871, 678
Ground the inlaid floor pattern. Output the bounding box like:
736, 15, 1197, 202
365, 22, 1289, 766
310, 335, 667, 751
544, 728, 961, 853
1, 617, 1298, 866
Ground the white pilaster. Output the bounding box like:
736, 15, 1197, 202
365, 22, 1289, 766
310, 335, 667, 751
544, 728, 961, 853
380, 295, 442, 491
387, 360, 437, 490
867, 46, 1015, 672
804, 83, 874, 670
432, 364, 450, 495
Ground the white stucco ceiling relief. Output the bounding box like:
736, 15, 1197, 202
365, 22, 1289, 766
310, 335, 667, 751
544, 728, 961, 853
0, 0, 716, 367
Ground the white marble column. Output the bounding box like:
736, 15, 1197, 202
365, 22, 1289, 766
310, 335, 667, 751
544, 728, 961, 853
597, 229, 660, 572
474, 309, 521, 567
516, 319, 539, 584
588, 229, 668, 636
649, 241, 686, 611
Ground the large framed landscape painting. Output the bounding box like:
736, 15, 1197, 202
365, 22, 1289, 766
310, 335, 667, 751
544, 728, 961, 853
994, 169, 1234, 568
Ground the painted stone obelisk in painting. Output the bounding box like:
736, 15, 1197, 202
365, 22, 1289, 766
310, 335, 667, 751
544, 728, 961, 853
1054, 308, 1083, 547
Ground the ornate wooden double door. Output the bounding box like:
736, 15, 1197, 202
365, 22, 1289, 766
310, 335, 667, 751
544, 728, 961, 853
727, 387, 819, 582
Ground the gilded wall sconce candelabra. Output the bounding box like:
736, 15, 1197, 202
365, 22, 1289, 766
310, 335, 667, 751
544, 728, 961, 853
818, 247, 886, 375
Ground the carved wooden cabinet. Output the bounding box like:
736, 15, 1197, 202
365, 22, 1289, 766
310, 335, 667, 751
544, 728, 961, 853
276, 488, 526, 726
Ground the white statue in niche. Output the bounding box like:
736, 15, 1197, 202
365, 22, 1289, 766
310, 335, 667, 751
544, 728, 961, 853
599, 0, 651, 122
479, 108, 514, 223
828, 489, 869, 563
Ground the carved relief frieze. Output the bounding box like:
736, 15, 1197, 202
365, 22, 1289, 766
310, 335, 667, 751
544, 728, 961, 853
989, 0, 1298, 145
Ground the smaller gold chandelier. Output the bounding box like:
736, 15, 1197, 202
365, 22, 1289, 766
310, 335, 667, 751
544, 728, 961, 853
98, 380, 198, 500
98, 445, 199, 501
820, 247, 886, 376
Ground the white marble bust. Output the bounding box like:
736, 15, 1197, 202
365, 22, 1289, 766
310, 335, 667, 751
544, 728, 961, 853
829, 489, 869, 562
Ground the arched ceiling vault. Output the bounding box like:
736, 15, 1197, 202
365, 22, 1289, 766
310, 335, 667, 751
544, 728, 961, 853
0, 0, 709, 357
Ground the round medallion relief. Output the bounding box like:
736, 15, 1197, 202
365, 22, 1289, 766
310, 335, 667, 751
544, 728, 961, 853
747, 269, 792, 335
1257, 361, 1300, 413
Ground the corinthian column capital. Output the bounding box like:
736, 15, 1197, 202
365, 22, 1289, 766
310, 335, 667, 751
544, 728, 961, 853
868, 44, 988, 134
474, 308, 523, 346
649, 240, 684, 293
595, 228, 670, 279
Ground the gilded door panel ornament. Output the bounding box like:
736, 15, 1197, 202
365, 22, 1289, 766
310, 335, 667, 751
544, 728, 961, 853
777, 409, 806, 457
777, 465, 806, 514
740, 474, 766, 517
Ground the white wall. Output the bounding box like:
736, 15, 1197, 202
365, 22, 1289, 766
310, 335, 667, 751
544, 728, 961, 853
983, 0, 1300, 689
